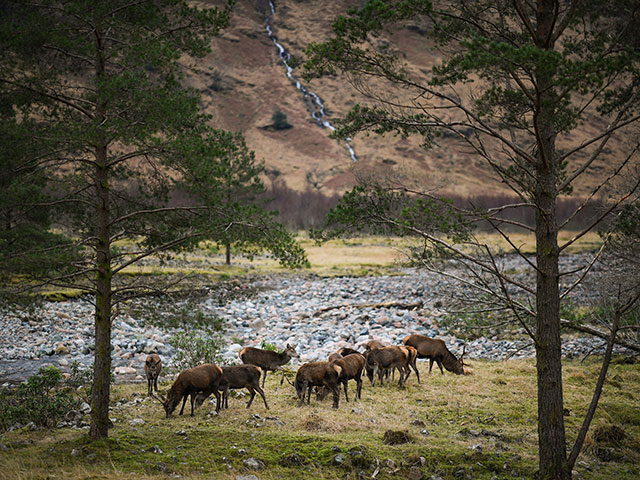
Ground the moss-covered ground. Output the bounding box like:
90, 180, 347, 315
1, 357, 638, 480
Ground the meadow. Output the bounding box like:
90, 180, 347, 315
1, 357, 638, 480
2, 231, 638, 480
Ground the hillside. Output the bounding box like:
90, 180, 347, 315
188, 0, 633, 197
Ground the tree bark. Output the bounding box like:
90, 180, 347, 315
90, 26, 112, 440
534, 2, 569, 477
90, 147, 112, 440
225, 241, 231, 265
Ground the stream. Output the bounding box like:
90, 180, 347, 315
263, 1, 358, 162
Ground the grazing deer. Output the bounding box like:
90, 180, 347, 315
318, 352, 365, 402
195, 364, 269, 410
401, 345, 420, 384
364, 346, 408, 387
153, 363, 222, 417
294, 361, 342, 409
144, 354, 162, 396
239, 343, 299, 387
403, 334, 465, 375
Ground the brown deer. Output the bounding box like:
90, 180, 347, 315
294, 361, 342, 409
401, 345, 420, 384
153, 363, 222, 417
361, 339, 386, 351
239, 343, 299, 387
363, 346, 408, 387
327, 346, 362, 363
318, 352, 365, 402
336, 347, 361, 356
195, 364, 269, 410
403, 334, 465, 375
144, 353, 162, 396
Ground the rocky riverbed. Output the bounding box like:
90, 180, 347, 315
0, 253, 625, 384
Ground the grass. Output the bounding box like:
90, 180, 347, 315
1, 358, 638, 480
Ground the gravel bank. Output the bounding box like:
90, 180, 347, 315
0, 253, 622, 384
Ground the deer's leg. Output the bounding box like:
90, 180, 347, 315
213, 387, 221, 413
297, 380, 307, 406
371, 364, 378, 387
342, 379, 349, 403
279, 367, 285, 385
355, 376, 362, 400
261, 370, 267, 388
222, 386, 229, 409
429, 358, 434, 373
412, 359, 420, 384
255, 383, 269, 409
246, 387, 256, 408
398, 365, 405, 388
189, 392, 197, 416
147, 377, 152, 396
179, 394, 188, 415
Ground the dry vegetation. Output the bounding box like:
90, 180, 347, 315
1, 358, 638, 480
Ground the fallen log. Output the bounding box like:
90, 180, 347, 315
560, 319, 640, 354
313, 301, 423, 317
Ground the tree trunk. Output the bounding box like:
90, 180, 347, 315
534, 2, 568, 477
225, 241, 231, 265
90, 28, 112, 440
90, 150, 112, 440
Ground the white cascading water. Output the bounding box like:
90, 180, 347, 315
264, 1, 358, 162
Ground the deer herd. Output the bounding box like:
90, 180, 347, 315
149, 334, 467, 418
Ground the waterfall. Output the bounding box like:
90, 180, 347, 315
264, 1, 358, 162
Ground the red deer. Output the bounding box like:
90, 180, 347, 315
294, 361, 342, 409
195, 365, 268, 410
239, 344, 299, 387
327, 346, 362, 363
361, 339, 385, 351
318, 352, 365, 402
401, 345, 420, 384
403, 334, 465, 375
364, 346, 408, 387
153, 363, 222, 417
144, 353, 162, 396
336, 347, 361, 356
328, 352, 343, 363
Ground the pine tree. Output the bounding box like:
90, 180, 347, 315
0, 0, 306, 440
305, 1, 640, 477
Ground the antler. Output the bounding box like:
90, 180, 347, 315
460, 344, 468, 365
151, 392, 167, 405
284, 374, 295, 387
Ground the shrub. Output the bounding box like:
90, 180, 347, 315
0, 366, 80, 431
260, 340, 278, 351
272, 109, 292, 130
170, 331, 224, 370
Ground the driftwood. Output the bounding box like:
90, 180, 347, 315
313, 301, 423, 317
560, 319, 640, 354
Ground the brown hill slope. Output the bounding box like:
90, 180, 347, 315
191, 0, 633, 197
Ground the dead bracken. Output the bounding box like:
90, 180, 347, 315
383, 429, 414, 445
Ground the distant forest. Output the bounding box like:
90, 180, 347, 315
260, 183, 604, 233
